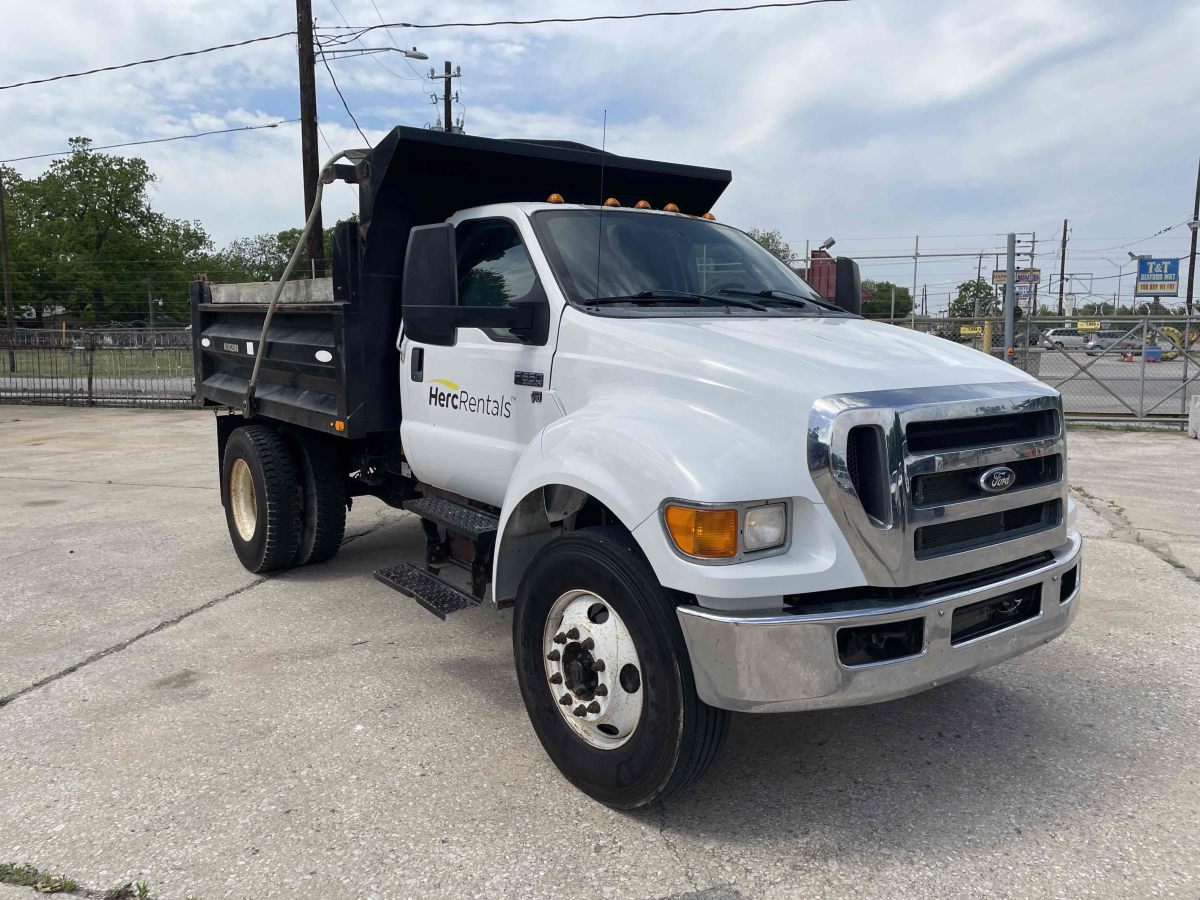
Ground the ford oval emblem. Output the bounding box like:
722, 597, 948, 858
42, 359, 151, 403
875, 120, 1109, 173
979, 465, 1017, 494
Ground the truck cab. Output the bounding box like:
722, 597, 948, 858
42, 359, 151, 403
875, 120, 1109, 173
192, 128, 1082, 809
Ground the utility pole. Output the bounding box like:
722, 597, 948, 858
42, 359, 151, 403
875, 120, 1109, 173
295, 0, 325, 277
1057, 219, 1068, 316
890, 284, 895, 320
975, 253, 982, 316
431, 62, 461, 132
1004, 233, 1016, 359
1186, 156, 1199, 316
1028, 232, 1037, 317
911, 235, 919, 307
0, 170, 13, 372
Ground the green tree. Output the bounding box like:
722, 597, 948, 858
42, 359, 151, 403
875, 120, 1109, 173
860, 279, 913, 318
949, 279, 999, 317
205, 218, 357, 284
746, 228, 792, 264
3, 138, 210, 324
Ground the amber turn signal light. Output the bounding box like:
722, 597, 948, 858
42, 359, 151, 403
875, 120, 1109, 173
664, 505, 738, 559
547, 193, 565, 203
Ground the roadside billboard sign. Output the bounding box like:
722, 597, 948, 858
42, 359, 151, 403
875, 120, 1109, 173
1134, 258, 1179, 297
992, 269, 1041, 287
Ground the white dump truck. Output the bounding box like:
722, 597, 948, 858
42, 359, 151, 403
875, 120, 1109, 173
191, 127, 1082, 808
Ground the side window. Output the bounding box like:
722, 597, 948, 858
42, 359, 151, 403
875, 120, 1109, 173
456, 218, 538, 341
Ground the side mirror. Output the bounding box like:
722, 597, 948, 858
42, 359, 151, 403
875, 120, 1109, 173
402, 222, 539, 346
834, 257, 862, 315
402, 223, 458, 347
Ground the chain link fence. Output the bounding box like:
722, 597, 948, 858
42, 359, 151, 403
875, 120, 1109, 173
4, 319, 1198, 421
887, 315, 1200, 423
0, 329, 195, 408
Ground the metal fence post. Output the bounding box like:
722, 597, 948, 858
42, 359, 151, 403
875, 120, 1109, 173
1137, 316, 1149, 418
1183, 312, 1193, 417
86, 333, 95, 407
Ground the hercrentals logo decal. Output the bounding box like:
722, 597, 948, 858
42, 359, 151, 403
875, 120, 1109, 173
428, 379, 513, 419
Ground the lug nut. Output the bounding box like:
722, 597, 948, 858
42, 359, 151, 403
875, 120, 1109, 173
592, 659, 605, 672
573, 705, 587, 717
547, 649, 560, 661
582, 637, 595, 650
559, 694, 572, 706
553, 632, 567, 644
549, 672, 562, 684
594, 684, 608, 696
566, 627, 580, 640
587, 701, 601, 714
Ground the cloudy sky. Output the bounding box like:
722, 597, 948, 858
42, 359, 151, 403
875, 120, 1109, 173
3, 0, 1198, 313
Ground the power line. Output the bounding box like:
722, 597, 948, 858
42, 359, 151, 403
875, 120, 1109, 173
0, 31, 296, 91
0, 120, 300, 164
327, 0, 847, 40
315, 42, 370, 148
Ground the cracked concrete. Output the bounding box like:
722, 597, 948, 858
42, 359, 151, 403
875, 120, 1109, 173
1, 409, 1198, 899
1067, 426, 1200, 581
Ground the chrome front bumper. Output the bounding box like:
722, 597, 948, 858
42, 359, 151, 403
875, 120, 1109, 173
675, 531, 1082, 713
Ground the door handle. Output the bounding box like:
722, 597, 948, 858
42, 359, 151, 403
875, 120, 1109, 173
410, 347, 424, 382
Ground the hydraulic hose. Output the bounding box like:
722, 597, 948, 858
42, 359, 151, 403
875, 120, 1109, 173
243, 149, 349, 418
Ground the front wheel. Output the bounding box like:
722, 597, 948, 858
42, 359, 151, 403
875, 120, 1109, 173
513, 526, 730, 808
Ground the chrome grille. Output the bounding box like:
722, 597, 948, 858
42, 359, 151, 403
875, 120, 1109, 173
807, 382, 1068, 587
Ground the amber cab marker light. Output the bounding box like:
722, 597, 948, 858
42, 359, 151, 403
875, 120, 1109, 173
334, 420, 346, 432
547, 193, 565, 203
663, 202, 680, 212
702, 212, 716, 220
634, 200, 652, 209
664, 505, 738, 559
603, 197, 621, 207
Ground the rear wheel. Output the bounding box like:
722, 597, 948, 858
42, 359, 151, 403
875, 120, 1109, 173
513, 526, 730, 808
290, 434, 347, 566
222, 424, 300, 573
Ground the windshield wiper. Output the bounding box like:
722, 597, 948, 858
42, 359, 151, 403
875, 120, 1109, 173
586, 290, 767, 311
716, 288, 847, 313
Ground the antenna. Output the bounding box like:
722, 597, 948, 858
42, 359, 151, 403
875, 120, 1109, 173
594, 110, 607, 301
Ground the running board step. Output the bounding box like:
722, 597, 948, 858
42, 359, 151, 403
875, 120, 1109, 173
373, 563, 482, 620
402, 495, 499, 540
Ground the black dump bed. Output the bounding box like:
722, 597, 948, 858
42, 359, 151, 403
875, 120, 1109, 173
191, 126, 732, 439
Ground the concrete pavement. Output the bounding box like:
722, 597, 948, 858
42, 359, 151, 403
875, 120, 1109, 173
2, 409, 1198, 899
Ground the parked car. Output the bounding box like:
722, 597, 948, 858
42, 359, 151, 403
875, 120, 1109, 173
1041, 328, 1089, 350
1084, 330, 1176, 356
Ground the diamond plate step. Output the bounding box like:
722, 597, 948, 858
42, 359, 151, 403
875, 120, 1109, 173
402, 495, 499, 540
373, 563, 482, 620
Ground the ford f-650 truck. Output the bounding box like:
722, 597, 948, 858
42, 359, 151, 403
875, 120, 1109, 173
191, 127, 1082, 808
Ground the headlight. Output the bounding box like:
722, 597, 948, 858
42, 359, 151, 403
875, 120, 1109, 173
662, 500, 789, 561
743, 503, 787, 551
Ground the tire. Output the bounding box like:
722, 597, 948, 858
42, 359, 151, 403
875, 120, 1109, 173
513, 525, 730, 808
1054, 341, 1064, 350
221, 424, 301, 573
289, 433, 347, 566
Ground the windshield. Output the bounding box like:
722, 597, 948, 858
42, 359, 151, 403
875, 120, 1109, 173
530, 209, 832, 316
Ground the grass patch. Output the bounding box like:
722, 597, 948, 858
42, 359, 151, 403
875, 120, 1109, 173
0, 862, 77, 893
0, 863, 41, 886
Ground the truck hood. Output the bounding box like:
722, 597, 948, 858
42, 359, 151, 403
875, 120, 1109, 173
556, 311, 1035, 405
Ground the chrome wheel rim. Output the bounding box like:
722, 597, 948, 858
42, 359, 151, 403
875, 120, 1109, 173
229, 458, 257, 542
543, 589, 643, 750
